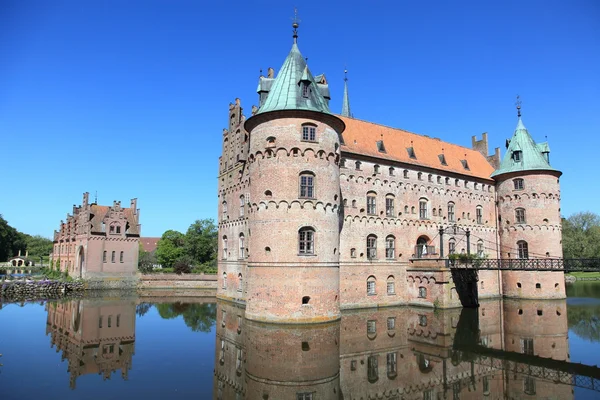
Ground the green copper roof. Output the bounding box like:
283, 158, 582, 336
256, 43, 332, 115
491, 117, 559, 178
341, 78, 352, 117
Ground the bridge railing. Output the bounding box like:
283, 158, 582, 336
446, 258, 600, 272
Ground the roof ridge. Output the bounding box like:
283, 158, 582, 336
337, 115, 485, 156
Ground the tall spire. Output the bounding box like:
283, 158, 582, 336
292, 8, 300, 44
341, 69, 353, 118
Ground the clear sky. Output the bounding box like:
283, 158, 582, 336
1, 0, 599, 238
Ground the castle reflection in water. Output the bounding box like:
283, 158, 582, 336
215, 299, 572, 400
44, 298, 573, 399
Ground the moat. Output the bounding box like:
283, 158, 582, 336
0, 284, 599, 399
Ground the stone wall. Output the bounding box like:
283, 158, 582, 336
138, 274, 217, 290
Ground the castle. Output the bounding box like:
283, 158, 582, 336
51, 192, 141, 280
217, 24, 564, 323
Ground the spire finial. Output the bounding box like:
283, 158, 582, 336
341, 68, 353, 118
94, 191, 98, 204
515, 95, 522, 118
291, 8, 300, 43
344, 67, 348, 82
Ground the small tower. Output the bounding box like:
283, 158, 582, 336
341, 69, 352, 118
492, 98, 564, 299
241, 15, 346, 323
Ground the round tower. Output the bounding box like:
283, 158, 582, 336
492, 102, 564, 299
242, 25, 345, 323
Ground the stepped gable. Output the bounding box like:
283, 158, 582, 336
339, 116, 496, 180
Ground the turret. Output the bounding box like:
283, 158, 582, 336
241, 19, 345, 323
492, 99, 564, 299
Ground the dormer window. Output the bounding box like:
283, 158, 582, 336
513, 150, 522, 162
460, 160, 470, 170
438, 154, 447, 166
301, 82, 309, 98
377, 140, 386, 153
407, 147, 417, 159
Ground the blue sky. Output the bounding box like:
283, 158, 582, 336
1, 0, 599, 238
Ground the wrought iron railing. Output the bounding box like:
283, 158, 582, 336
446, 258, 600, 272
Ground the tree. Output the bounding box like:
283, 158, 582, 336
138, 242, 157, 273
562, 212, 600, 259
23, 235, 53, 259
0, 215, 27, 262
184, 219, 217, 265
155, 230, 185, 268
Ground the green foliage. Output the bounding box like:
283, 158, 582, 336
562, 212, 600, 259
155, 302, 216, 332
138, 244, 157, 274
174, 260, 192, 275
0, 214, 27, 262
155, 230, 185, 268
448, 253, 486, 267
22, 235, 53, 259
185, 219, 217, 266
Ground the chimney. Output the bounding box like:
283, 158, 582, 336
131, 198, 138, 212
267, 67, 274, 78
83, 192, 89, 207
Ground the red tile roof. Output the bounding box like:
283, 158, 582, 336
140, 237, 160, 253
339, 116, 495, 180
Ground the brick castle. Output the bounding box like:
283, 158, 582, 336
217, 24, 563, 323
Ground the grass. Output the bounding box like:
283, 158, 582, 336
566, 272, 600, 278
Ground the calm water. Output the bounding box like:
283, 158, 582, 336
0, 285, 599, 399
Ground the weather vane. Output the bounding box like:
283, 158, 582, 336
515, 95, 522, 118
292, 8, 300, 43
344, 67, 348, 82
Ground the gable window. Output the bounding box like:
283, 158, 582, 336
299, 227, 315, 255
517, 240, 529, 259
515, 208, 526, 224
301, 124, 316, 142
419, 199, 428, 220
514, 178, 524, 190
367, 192, 377, 215
367, 235, 377, 259
448, 202, 455, 222
385, 236, 395, 259
109, 224, 115, 233
476, 206, 483, 224
385, 195, 395, 217
513, 150, 522, 162
367, 276, 376, 295
116, 225, 121, 234
299, 172, 315, 198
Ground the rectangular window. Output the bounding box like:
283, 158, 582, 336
367, 280, 376, 295
116, 314, 120, 328
385, 239, 395, 259
367, 320, 376, 334
448, 204, 455, 222
108, 316, 112, 328
301, 125, 316, 141
367, 236, 377, 259
514, 178, 524, 190
116, 226, 121, 234
476, 207, 483, 224
385, 198, 394, 217
98, 316, 103, 329
387, 317, 395, 330
120, 251, 124, 263
297, 393, 313, 400
516, 208, 526, 223
521, 338, 534, 355
110, 225, 115, 233
513, 150, 522, 162
524, 377, 536, 395
299, 229, 314, 255
419, 201, 428, 219
367, 195, 376, 215
449, 241, 456, 254
418, 287, 427, 298
300, 175, 314, 198
301, 82, 309, 98
387, 281, 395, 294
103, 251, 107, 263
111, 251, 115, 263
350, 248, 357, 258
387, 352, 397, 375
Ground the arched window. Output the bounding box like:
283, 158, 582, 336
239, 233, 245, 259
301, 123, 316, 141
222, 201, 228, 220
355, 160, 362, 170
385, 235, 395, 259
417, 172, 423, 181
238, 273, 243, 292
239, 195, 245, 217
367, 355, 379, 383
418, 286, 427, 298
222, 272, 227, 289
437, 176, 442, 184
455, 179, 460, 187
419, 198, 428, 220
477, 240, 484, 257
222, 236, 228, 259
428, 174, 433, 182
385, 194, 395, 217
514, 178, 524, 190
298, 227, 315, 255
103, 251, 107, 263
299, 172, 315, 198
387, 352, 397, 379
403, 169, 409, 178
366, 191, 377, 215
515, 208, 526, 224
119, 251, 124, 263
340, 158, 346, 168
448, 202, 455, 222
367, 275, 376, 295
476, 205, 483, 224
367, 235, 377, 259
111, 251, 116, 263
449, 238, 456, 255
404, 205, 409, 213
389, 167, 395, 176
352, 199, 357, 208
387, 275, 395, 294
374, 164, 380, 174
517, 241, 529, 259
343, 198, 348, 207
445, 177, 450, 185
433, 208, 437, 216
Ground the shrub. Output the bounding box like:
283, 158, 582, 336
174, 260, 191, 275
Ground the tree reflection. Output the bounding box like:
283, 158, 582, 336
155, 302, 216, 332
136, 303, 153, 317
568, 303, 600, 342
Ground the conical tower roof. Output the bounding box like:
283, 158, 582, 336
256, 43, 332, 115
491, 117, 559, 178
341, 72, 352, 118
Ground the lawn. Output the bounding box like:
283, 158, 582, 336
566, 272, 600, 279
